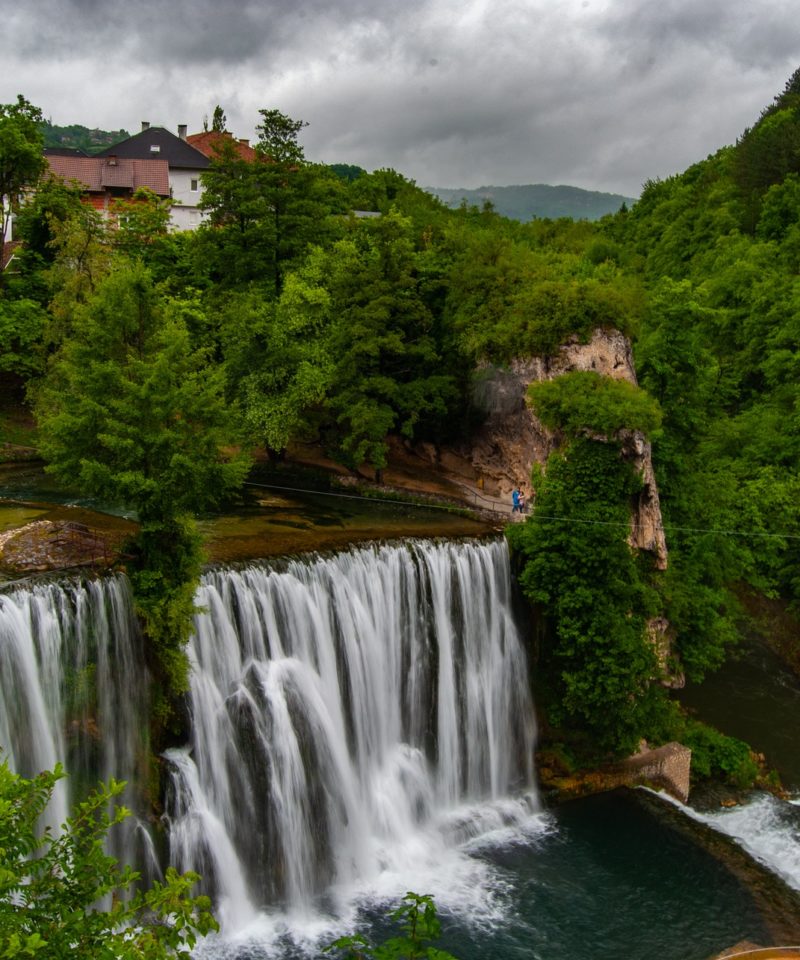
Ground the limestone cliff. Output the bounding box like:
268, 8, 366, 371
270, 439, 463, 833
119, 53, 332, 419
452, 327, 669, 570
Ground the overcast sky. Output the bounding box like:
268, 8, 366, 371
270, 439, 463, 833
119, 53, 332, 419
3, 0, 799, 197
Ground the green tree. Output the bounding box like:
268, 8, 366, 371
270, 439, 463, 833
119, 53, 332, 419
324, 212, 458, 478
110, 186, 173, 260
211, 104, 227, 133
230, 250, 334, 455
7, 175, 84, 292
0, 760, 217, 958
327, 892, 457, 960
198, 110, 346, 291
0, 297, 47, 378
528, 370, 662, 440
0, 95, 45, 287
255, 108, 307, 164
507, 440, 665, 755
34, 263, 250, 715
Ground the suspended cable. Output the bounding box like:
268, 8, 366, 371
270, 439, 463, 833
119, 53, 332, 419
243, 481, 800, 541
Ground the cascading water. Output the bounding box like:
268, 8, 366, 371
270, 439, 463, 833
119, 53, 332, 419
0, 538, 541, 948
3, 538, 796, 959
0, 574, 155, 876
164, 538, 540, 942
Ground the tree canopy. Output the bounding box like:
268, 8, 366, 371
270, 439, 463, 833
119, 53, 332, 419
0, 95, 45, 274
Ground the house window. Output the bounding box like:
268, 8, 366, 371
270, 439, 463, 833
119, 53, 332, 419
190, 179, 198, 191
150, 144, 160, 153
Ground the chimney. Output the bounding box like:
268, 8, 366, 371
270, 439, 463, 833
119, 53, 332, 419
178, 124, 187, 140
239, 138, 250, 147
141, 121, 150, 132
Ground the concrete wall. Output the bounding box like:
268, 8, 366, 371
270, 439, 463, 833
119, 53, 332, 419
169, 169, 206, 231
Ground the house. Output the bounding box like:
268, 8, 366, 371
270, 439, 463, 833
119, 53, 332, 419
44, 154, 171, 215
97, 123, 209, 230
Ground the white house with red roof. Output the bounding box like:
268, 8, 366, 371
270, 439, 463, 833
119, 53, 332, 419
97, 123, 210, 230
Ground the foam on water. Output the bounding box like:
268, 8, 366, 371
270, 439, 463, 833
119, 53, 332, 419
166, 539, 541, 953
657, 790, 800, 892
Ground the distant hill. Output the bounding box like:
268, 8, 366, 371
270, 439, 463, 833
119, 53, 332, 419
426, 183, 635, 222
41, 121, 131, 155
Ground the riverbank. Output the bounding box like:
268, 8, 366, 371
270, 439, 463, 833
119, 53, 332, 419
0, 455, 501, 579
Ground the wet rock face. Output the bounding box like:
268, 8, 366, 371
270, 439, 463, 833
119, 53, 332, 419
457, 326, 668, 569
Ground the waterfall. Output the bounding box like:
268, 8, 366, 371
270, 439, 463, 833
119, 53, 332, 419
0, 574, 154, 874
165, 538, 539, 935
1, 538, 540, 943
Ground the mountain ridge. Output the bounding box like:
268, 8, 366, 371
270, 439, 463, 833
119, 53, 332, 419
426, 182, 635, 221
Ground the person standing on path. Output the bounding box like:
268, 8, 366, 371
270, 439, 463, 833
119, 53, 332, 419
511, 487, 520, 514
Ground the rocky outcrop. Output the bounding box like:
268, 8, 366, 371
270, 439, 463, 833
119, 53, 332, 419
538, 740, 692, 804
454, 326, 668, 569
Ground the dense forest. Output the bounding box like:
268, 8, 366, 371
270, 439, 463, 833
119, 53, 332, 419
2, 72, 800, 783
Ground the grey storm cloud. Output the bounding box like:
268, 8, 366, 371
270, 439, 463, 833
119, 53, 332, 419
2, 0, 799, 196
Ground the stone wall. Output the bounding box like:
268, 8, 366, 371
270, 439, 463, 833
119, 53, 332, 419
538, 741, 692, 804
618, 742, 692, 803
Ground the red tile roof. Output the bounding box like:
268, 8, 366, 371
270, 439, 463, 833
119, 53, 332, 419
45, 156, 170, 196
186, 131, 258, 162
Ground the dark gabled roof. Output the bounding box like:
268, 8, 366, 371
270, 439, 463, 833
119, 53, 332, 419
97, 127, 209, 170
44, 146, 90, 158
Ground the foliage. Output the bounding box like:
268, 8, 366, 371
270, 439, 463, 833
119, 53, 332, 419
328, 163, 368, 183
507, 439, 666, 755
323, 212, 459, 473
40, 120, 130, 154
326, 892, 457, 960
110, 187, 173, 259
674, 719, 759, 788
446, 231, 642, 362
223, 211, 463, 473
0, 95, 45, 280
199, 110, 347, 292
0, 298, 47, 377
7, 175, 85, 282
33, 263, 249, 710
612, 66, 800, 647
228, 256, 334, 454
255, 108, 308, 164
0, 760, 217, 957
211, 105, 226, 133
35, 263, 248, 521
528, 370, 662, 439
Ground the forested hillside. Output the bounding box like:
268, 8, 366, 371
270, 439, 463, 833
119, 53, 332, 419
40, 120, 130, 154
2, 75, 799, 772
428, 183, 634, 221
